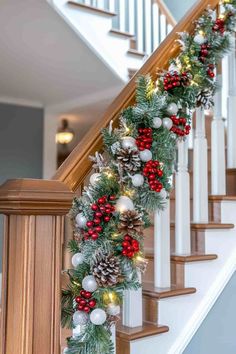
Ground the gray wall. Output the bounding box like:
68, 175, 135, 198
184, 271, 236, 354
164, 0, 196, 21
0, 103, 44, 271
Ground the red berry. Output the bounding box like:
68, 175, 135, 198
95, 226, 103, 233
75, 296, 82, 303
78, 304, 85, 311
79, 299, 87, 306
88, 299, 96, 308
91, 204, 98, 211
122, 241, 129, 248
98, 197, 105, 204
86, 221, 94, 228
80, 290, 86, 297
122, 250, 128, 256
109, 195, 116, 201
83, 306, 90, 313
92, 233, 99, 240
95, 212, 103, 218
124, 235, 132, 241
104, 216, 111, 222
88, 229, 94, 236
93, 218, 101, 225
84, 291, 92, 299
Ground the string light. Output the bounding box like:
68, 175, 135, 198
124, 188, 136, 198
102, 291, 118, 305
199, 30, 205, 36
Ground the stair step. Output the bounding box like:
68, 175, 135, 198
143, 284, 196, 299
145, 252, 218, 263
209, 195, 236, 201
68, 1, 117, 16
170, 222, 234, 230
117, 322, 169, 341
110, 29, 135, 38
127, 49, 146, 58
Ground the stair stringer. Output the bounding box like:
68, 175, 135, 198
49, 0, 145, 82
130, 200, 236, 354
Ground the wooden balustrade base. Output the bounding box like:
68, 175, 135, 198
143, 283, 196, 299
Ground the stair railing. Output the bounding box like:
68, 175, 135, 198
0, 0, 232, 353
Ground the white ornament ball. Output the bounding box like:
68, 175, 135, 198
169, 63, 179, 73
121, 137, 137, 149
131, 174, 144, 187
139, 149, 152, 162
82, 275, 98, 292
89, 173, 101, 186
116, 196, 134, 213
71, 253, 85, 268
193, 34, 206, 45
75, 213, 87, 229
159, 188, 167, 199
90, 309, 107, 325
167, 103, 178, 116
152, 117, 162, 129
73, 310, 89, 326
162, 118, 173, 130
107, 304, 121, 316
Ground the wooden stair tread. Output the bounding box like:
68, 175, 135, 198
117, 322, 169, 341
145, 252, 217, 263
110, 29, 135, 38
169, 222, 234, 230
127, 49, 146, 57
68, 1, 117, 16
209, 195, 236, 201
143, 283, 196, 299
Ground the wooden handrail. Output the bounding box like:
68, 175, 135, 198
53, 0, 220, 191
155, 0, 176, 27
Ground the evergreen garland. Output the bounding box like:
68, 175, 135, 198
62, 2, 236, 353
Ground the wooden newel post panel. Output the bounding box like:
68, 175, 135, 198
0, 179, 74, 354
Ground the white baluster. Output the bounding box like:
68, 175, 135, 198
154, 197, 171, 288
211, 69, 226, 195
96, 0, 105, 9
175, 139, 191, 254
227, 33, 236, 168
160, 14, 167, 42
128, 0, 135, 34
84, 0, 92, 5
152, 2, 160, 50
122, 271, 143, 327
167, 24, 173, 34
193, 107, 209, 222
111, 324, 116, 354
109, 0, 115, 12
118, 0, 126, 32
144, 0, 152, 54
136, 0, 144, 52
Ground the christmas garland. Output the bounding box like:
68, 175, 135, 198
62, 2, 236, 353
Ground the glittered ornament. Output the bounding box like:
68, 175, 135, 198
73, 310, 89, 326
139, 149, 152, 162
152, 117, 162, 129
194, 33, 206, 44
131, 174, 144, 187
162, 117, 173, 130
75, 213, 87, 229
90, 309, 107, 325
71, 253, 85, 268
82, 275, 98, 292
167, 102, 178, 115
89, 173, 101, 186
121, 136, 137, 149
116, 196, 134, 213
107, 304, 121, 316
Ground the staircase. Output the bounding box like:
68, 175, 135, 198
50, 0, 176, 81
1, 0, 236, 354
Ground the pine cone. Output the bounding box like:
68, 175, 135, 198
92, 253, 121, 287
116, 148, 141, 172
119, 210, 144, 236
197, 89, 213, 109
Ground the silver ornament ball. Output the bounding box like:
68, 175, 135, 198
116, 196, 134, 213
71, 253, 85, 268
89, 173, 101, 186
162, 118, 173, 130
167, 102, 178, 116
107, 304, 121, 316
159, 188, 167, 199
152, 117, 162, 129
131, 174, 144, 187
90, 309, 107, 325
121, 137, 137, 149
139, 149, 152, 162
73, 310, 89, 326
193, 34, 206, 45
82, 275, 98, 292
75, 213, 87, 229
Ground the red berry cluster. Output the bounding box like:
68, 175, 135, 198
199, 43, 211, 63
212, 18, 225, 33
143, 160, 163, 192
75, 290, 96, 313
122, 235, 140, 258
84, 195, 116, 241
136, 128, 153, 151
170, 115, 191, 137
163, 71, 190, 91
207, 64, 215, 78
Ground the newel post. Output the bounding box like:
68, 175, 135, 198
0, 179, 74, 354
